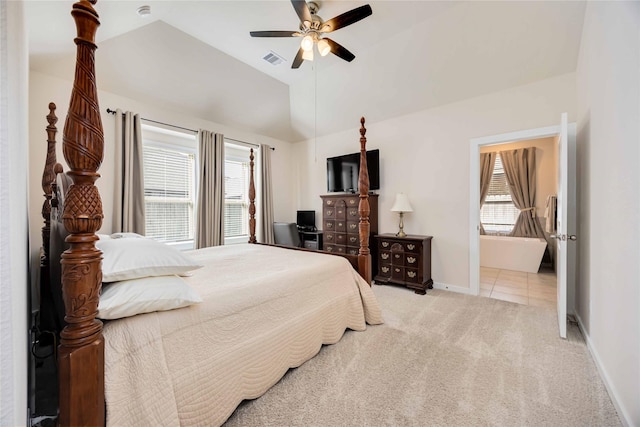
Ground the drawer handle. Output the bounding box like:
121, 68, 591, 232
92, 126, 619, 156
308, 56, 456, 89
349, 250, 357, 255
407, 257, 416, 264
326, 223, 333, 229
394, 254, 401, 259
382, 242, 389, 248
338, 222, 343, 227
326, 210, 333, 216
350, 237, 357, 243
407, 244, 415, 250
349, 199, 356, 205
338, 209, 344, 214
327, 247, 333, 252
407, 271, 417, 278
381, 253, 389, 260
327, 235, 333, 241
381, 267, 389, 273
327, 200, 333, 206
350, 210, 357, 216
395, 268, 401, 273
350, 224, 357, 229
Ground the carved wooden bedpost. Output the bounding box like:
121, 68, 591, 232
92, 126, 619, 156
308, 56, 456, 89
58, 1, 105, 426
39, 103, 60, 336
248, 148, 257, 243
357, 117, 372, 284
42, 103, 58, 267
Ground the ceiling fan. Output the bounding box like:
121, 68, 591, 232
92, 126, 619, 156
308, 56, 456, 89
250, 0, 373, 69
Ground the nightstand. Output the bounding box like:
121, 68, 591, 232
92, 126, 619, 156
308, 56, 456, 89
374, 234, 433, 295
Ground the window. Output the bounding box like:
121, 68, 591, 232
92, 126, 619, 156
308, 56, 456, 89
224, 143, 251, 243
481, 155, 520, 234
142, 125, 197, 249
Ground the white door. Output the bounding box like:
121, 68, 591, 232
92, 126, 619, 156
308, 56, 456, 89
554, 113, 571, 339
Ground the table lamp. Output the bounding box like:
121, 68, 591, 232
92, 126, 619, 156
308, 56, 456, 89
391, 193, 413, 237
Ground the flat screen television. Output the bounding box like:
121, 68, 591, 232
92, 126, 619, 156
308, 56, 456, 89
326, 149, 380, 193
296, 210, 316, 231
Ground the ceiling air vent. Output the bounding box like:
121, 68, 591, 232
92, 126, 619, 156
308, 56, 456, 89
263, 51, 285, 66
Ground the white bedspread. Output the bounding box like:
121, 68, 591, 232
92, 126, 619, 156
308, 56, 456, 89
103, 244, 383, 426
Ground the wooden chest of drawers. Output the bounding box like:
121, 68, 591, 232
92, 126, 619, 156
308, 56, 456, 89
320, 194, 378, 257
374, 234, 433, 295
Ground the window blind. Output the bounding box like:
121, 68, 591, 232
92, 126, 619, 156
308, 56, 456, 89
224, 159, 249, 238
143, 144, 195, 243
481, 155, 520, 233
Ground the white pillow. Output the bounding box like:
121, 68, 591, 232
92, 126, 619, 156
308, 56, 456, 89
96, 237, 202, 282
110, 232, 145, 239
98, 275, 202, 320
96, 234, 111, 241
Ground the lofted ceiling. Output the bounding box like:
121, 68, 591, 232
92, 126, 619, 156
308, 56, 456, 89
26, 1, 586, 142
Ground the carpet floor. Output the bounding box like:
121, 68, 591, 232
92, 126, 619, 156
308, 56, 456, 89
224, 285, 620, 426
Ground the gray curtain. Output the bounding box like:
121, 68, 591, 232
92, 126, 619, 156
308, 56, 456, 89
479, 152, 496, 235
195, 130, 224, 248
258, 144, 275, 244
113, 109, 145, 234
500, 149, 545, 238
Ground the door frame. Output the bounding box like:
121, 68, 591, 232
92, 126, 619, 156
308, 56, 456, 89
469, 124, 562, 297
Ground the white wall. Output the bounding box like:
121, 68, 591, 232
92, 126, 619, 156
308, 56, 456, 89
28, 70, 296, 290
294, 73, 576, 292
0, 1, 29, 425
575, 2, 640, 425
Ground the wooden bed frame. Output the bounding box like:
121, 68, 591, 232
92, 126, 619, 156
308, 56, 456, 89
46, 1, 373, 425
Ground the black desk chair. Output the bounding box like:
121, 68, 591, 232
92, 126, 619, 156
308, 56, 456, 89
273, 222, 302, 247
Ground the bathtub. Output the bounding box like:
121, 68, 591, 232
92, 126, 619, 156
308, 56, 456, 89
480, 235, 547, 273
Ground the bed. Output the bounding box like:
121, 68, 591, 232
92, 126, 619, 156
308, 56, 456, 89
44, 1, 382, 426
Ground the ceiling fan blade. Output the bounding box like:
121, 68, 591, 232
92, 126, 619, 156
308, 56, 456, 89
320, 4, 372, 33
324, 38, 356, 62
250, 30, 299, 37
291, 0, 312, 26
292, 47, 305, 69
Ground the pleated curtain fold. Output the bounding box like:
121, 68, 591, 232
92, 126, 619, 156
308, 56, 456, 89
500, 148, 545, 238
113, 109, 146, 234
258, 144, 275, 244
479, 152, 496, 235
195, 130, 225, 249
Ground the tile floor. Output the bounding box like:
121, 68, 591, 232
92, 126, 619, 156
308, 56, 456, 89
480, 266, 557, 309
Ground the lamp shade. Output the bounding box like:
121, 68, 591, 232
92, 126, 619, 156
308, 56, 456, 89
391, 193, 413, 213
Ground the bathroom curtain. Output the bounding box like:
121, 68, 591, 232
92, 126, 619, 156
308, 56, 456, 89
258, 144, 275, 244
113, 109, 146, 234
479, 152, 496, 235
500, 149, 545, 238
195, 130, 225, 248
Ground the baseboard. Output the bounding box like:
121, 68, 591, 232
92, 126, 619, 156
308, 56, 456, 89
432, 282, 473, 295
575, 313, 633, 427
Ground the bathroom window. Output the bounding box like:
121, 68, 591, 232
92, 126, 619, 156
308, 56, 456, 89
481, 155, 520, 234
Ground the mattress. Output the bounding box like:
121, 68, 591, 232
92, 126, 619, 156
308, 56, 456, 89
103, 243, 383, 426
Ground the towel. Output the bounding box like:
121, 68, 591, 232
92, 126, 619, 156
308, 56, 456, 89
544, 195, 557, 233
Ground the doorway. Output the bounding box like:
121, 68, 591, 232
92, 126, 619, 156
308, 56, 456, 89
477, 137, 558, 308
469, 117, 577, 338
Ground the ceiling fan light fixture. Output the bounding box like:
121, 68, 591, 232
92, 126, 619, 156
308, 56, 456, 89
301, 35, 314, 52
317, 39, 331, 56
302, 48, 314, 61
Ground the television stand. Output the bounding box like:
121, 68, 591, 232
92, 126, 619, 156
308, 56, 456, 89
299, 230, 323, 251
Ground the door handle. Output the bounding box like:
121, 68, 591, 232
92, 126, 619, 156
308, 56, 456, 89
550, 233, 577, 241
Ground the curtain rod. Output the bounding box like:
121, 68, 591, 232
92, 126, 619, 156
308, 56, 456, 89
106, 108, 275, 151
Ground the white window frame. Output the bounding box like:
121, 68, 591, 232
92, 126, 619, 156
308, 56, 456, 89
142, 126, 198, 251
224, 142, 254, 245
